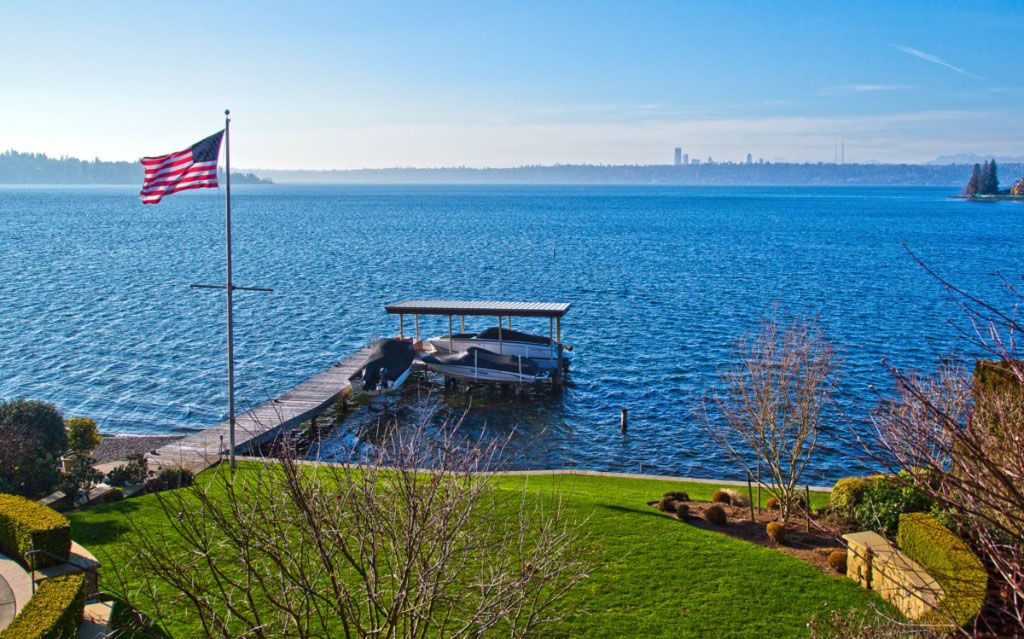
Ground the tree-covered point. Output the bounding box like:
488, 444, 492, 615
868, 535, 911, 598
0, 150, 272, 185
964, 159, 1004, 196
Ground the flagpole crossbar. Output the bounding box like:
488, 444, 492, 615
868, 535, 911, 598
190, 284, 274, 293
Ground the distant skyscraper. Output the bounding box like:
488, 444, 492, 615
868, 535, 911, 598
674, 147, 682, 166
683, 153, 689, 165
746, 153, 752, 165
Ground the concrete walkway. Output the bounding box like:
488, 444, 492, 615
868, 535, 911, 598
0, 553, 32, 632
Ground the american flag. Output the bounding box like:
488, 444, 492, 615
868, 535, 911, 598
139, 131, 224, 204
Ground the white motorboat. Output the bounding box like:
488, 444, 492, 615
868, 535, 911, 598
349, 338, 416, 396
427, 327, 572, 366
421, 347, 547, 383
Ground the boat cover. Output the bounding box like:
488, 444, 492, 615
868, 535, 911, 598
421, 347, 542, 376
474, 327, 552, 345
359, 339, 415, 391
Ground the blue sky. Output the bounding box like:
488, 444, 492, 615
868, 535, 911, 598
2, 1, 1023, 168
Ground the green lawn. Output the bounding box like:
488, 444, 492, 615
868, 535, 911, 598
71, 467, 883, 639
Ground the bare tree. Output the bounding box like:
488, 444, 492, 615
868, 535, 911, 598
104, 413, 593, 639
699, 313, 837, 521
862, 247, 1024, 635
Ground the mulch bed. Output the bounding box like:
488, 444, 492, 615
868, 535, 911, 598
647, 499, 846, 574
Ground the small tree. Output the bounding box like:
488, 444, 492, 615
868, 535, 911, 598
106, 416, 593, 638
699, 314, 837, 521
65, 417, 102, 455
862, 248, 1024, 634
59, 455, 103, 504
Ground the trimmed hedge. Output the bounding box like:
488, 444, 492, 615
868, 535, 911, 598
897, 513, 987, 628
0, 573, 86, 639
0, 493, 71, 569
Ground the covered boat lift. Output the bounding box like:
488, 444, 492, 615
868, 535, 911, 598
384, 299, 572, 386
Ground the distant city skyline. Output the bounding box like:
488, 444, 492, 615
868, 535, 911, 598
2, 2, 1022, 169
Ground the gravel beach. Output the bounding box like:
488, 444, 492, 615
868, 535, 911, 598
93, 434, 187, 464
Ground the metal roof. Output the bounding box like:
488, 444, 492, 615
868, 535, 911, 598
385, 299, 571, 318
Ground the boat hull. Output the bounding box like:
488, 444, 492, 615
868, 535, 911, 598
427, 336, 572, 364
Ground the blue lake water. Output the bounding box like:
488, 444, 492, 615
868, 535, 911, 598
1, 184, 1021, 482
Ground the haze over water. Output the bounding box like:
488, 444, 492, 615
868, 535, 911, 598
2, 184, 1021, 482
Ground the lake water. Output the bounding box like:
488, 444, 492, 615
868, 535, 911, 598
2, 185, 1021, 482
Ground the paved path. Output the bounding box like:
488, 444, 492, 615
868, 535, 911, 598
150, 344, 376, 473
0, 553, 32, 632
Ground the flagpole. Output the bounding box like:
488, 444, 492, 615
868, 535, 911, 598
224, 109, 237, 470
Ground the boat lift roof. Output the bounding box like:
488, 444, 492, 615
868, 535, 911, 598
385, 300, 571, 318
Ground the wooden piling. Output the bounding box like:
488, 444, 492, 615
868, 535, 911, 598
747, 477, 755, 522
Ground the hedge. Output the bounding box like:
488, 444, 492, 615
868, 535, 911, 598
897, 513, 987, 628
0, 493, 71, 569
0, 573, 86, 639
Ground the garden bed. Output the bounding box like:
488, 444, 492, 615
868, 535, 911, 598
647, 499, 846, 574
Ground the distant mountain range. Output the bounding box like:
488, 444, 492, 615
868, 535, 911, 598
927, 153, 1024, 165
0, 150, 271, 185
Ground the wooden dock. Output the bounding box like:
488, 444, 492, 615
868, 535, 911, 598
149, 343, 377, 473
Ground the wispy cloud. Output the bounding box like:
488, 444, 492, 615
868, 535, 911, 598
889, 44, 980, 78
820, 84, 914, 95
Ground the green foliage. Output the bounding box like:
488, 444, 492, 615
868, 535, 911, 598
897, 513, 987, 628
0, 573, 86, 639
106, 453, 149, 488
827, 550, 847, 574
674, 502, 689, 519
0, 493, 71, 569
57, 456, 103, 504
65, 417, 101, 454
705, 505, 727, 525
849, 475, 931, 537
0, 399, 67, 498
712, 490, 731, 504
766, 522, 786, 544
150, 467, 194, 492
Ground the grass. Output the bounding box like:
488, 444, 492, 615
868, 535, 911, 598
71, 465, 884, 639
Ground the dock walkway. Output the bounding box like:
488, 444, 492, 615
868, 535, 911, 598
150, 343, 376, 473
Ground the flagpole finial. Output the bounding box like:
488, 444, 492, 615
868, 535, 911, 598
225, 109, 230, 116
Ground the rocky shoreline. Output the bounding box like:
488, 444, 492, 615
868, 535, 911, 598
92, 434, 186, 464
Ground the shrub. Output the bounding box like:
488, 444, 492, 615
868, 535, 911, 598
0, 573, 86, 639
675, 502, 689, 520
897, 513, 986, 628
705, 505, 727, 525
656, 495, 676, 512
766, 522, 786, 544
106, 453, 149, 488
712, 490, 731, 505
829, 477, 869, 514
57, 456, 102, 505
0, 493, 71, 569
828, 550, 847, 574
65, 417, 101, 455
662, 491, 689, 502
150, 467, 194, 492
723, 488, 748, 507
765, 497, 780, 510
851, 475, 931, 537
0, 399, 67, 499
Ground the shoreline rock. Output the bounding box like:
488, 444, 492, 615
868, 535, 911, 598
92, 434, 187, 464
